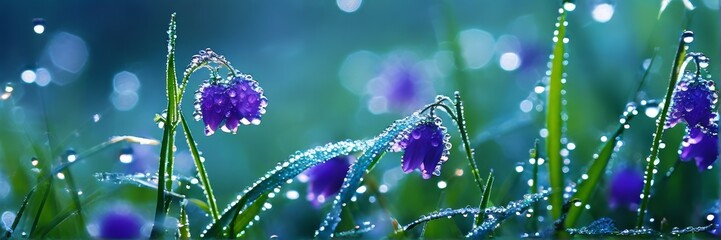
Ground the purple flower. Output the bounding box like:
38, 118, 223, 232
366, 52, 433, 114
305, 155, 353, 206
194, 75, 268, 136
666, 71, 717, 129
608, 167, 644, 210
680, 124, 719, 171
396, 119, 451, 179
97, 206, 144, 239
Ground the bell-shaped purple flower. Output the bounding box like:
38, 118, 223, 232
666, 71, 717, 129
194, 75, 268, 136
305, 155, 353, 206
97, 206, 144, 239
396, 119, 451, 179
680, 124, 719, 171
608, 167, 644, 210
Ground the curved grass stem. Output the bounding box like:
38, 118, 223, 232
180, 115, 220, 221
635, 30, 692, 228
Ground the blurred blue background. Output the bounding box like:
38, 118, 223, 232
0, 0, 719, 238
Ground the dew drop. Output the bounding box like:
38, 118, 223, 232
32, 18, 45, 34
437, 181, 447, 189
65, 149, 77, 163
682, 31, 694, 43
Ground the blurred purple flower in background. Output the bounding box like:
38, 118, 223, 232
608, 167, 644, 210
305, 155, 353, 206
194, 75, 268, 136
680, 124, 719, 171
396, 119, 450, 179
95, 205, 144, 239
366, 52, 433, 114
121, 145, 159, 174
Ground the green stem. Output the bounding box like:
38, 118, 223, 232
180, 114, 220, 220
452, 93, 485, 192
475, 171, 495, 227
531, 139, 540, 232
151, 123, 175, 238
29, 181, 53, 238
636, 30, 691, 228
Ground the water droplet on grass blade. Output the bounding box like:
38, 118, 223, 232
65, 149, 77, 162
682, 31, 694, 43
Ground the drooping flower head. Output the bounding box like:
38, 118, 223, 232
96, 205, 144, 239
304, 155, 353, 206
665, 68, 719, 171
680, 123, 719, 171
608, 166, 644, 210
394, 116, 451, 179
194, 74, 268, 136
666, 71, 718, 129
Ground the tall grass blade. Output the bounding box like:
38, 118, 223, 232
180, 114, 219, 220
636, 30, 693, 228
564, 105, 637, 228
474, 170, 494, 227
178, 202, 191, 239
151, 13, 179, 238
546, 0, 574, 220
230, 193, 269, 237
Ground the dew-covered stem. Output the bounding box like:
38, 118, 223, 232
151, 13, 179, 239
1, 188, 36, 239
475, 170, 494, 227
452, 93, 485, 193
180, 115, 220, 221
179, 201, 191, 239
565, 105, 637, 228
57, 151, 87, 236
530, 139, 540, 232
636, 30, 692, 229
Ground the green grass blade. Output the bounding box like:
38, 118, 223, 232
1, 187, 37, 239
546, 0, 573, 220
180, 114, 219, 220
28, 181, 53, 238
37, 190, 103, 238
636, 30, 693, 228
94, 172, 186, 200
466, 192, 550, 238
178, 202, 191, 239
230, 193, 269, 237
402, 207, 480, 232
453, 93, 484, 192
564, 107, 637, 228
188, 198, 211, 215
474, 170, 495, 227
530, 139, 541, 232
315, 114, 424, 238
58, 156, 86, 236
151, 13, 179, 239
200, 139, 373, 238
